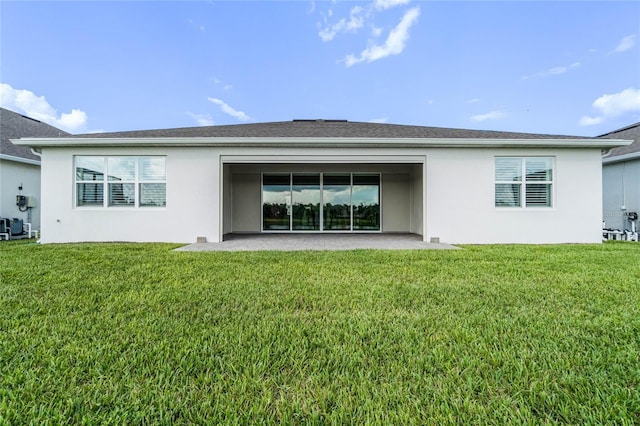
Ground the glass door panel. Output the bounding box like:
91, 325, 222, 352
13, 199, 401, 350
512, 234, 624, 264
352, 174, 380, 231
322, 174, 351, 231
262, 172, 381, 232
292, 174, 320, 231
263, 174, 291, 230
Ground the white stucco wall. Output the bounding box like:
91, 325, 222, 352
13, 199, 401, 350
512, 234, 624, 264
222, 163, 233, 235
230, 172, 261, 233
603, 160, 640, 230
38, 145, 605, 244
410, 163, 423, 235
0, 159, 41, 230
425, 148, 603, 244
381, 173, 410, 232
39, 147, 221, 243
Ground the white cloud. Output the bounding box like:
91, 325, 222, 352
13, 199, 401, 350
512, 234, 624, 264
0, 83, 87, 132
579, 87, 640, 126
371, 26, 383, 38
368, 117, 388, 123
611, 34, 637, 54
344, 6, 420, 67
522, 62, 580, 80
467, 98, 481, 104
470, 110, 506, 122
374, 0, 411, 10
187, 112, 215, 126
207, 97, 250, 121
578, 116, 604, 126
319, 6, 365, 42
593, 87, 640, 116
58, 110, 88, 131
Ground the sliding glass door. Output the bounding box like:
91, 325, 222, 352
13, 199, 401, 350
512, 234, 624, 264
323, 174, 351, 231
262, 172, 380, 232
292, 174, 320, 231
262, 174, 290, 230
352, 174, 380, 231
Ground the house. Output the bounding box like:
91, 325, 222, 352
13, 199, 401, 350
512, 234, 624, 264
14, 119, 630, 244
1, 107, 69, 234
600, 122, 640, 233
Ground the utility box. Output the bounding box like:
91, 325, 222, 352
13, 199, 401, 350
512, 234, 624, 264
9, 218, 24, 235
16, 195, 37, 208
16, 195, 26, 207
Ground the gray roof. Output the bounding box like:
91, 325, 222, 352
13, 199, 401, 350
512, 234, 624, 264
1, 107, 69, 162
599, 122, 640, 158
70, 119, 588, 140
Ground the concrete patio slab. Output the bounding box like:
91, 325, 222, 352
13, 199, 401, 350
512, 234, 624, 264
176, 233, 459, 252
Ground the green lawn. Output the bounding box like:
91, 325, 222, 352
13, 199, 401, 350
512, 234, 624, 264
1, 241, 639, 424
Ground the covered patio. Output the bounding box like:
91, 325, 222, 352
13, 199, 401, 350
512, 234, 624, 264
176, 233, 458, 251
221, 159, 425, 239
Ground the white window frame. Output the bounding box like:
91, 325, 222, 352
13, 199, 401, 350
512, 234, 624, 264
107, 157, 137, 207
495, 157, 554, 208
75, 156, 166, 208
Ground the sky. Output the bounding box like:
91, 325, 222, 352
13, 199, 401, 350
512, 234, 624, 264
1, 1, 639, 137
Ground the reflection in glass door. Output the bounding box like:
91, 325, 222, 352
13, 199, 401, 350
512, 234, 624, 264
292, 174, 320, 231
262, 174, 290, 230
352, 174, 380, 231
323, 174, 351, 231
262, 172, 381, 232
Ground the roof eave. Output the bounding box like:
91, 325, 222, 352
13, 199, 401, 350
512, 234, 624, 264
13, 137, 632, 149
0, 153, 41, 166
603, 151, 640, 164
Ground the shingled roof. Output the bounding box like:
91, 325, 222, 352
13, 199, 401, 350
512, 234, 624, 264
1, 107, 69, 162
70, 119, 587, 140
599, 122, 640, 159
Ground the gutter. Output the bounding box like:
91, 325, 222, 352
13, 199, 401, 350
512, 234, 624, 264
603, 151, 640, 164
0, 153, 41, 166
12, 136, 634, 150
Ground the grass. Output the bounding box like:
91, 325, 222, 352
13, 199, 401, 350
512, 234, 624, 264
1, 240, 639, 424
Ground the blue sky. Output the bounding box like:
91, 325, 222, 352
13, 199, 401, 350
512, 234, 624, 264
1, 1, 639, 136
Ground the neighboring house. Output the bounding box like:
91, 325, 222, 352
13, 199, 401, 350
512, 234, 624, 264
14, 119, 630, 244
0, 107, 69, 232
600, 122, 640, 231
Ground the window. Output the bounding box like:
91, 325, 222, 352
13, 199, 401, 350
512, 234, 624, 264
495, 157, 553, 208
76, 156, 166, 208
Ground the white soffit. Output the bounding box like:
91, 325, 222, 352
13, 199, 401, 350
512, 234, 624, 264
220, 154, 426, 164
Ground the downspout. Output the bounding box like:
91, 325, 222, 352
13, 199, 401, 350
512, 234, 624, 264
31, 148, 42, 241
621, 162, 626, 212
30, 148, 42, 159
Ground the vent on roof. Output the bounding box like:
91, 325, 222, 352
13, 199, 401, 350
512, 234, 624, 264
20, 115, 42, 123
292, 119, 348, 123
